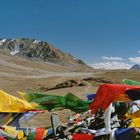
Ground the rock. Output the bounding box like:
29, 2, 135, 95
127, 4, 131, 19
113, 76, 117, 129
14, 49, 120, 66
130, 64, 140, 70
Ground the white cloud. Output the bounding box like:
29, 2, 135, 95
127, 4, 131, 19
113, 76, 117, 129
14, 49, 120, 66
90, 61, 131, 69
138, 51, 140, 54
102, 56, 124, 61
129, 57, 140, 64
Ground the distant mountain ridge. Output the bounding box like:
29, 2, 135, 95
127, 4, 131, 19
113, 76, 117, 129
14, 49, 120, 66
0, 38, 93, 72
130, 64, 140, 70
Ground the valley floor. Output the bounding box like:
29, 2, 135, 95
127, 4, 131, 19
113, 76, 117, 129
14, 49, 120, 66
1, 51, 140, 127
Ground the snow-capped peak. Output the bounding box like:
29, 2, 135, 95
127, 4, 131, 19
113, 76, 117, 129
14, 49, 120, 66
0, 39, 6, 46
33, 40, 40, 44
73, 57, 77, 60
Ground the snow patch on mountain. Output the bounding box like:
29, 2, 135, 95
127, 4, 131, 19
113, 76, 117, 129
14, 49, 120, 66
0, 39, 6, 46
33, 40, 40, 44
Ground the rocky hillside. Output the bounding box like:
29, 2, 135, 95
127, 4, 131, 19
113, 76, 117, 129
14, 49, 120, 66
130, 64, 140, 70
0, 38, 92, 71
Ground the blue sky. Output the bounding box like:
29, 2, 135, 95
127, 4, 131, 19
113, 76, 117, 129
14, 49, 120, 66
0, 0, 140, 69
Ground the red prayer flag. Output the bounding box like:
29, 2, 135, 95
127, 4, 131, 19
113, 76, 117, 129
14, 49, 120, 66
0, 136, 6, 140
35, 128, 45, 140
72, 133, 94, 140
89, 84, 140, 114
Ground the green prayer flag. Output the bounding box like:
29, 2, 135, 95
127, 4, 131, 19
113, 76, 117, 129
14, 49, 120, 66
20, 92, 88, 113
122, 79, 140, 86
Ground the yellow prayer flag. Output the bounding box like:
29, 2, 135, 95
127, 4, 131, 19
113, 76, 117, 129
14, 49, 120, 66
17, 130, 24, 139
4, 126, 17, 138
126, 110, 140, 119
0, 90, 37, 112
129, 118, 140, 128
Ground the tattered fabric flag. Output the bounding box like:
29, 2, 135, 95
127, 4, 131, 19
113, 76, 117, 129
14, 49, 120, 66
0, 136, 6, 140
126, 110, 140, 120
86, 93, 96, 101
19, 91, 66, 111
0, 112, 44, 129
7, 113, 23, 128
89, 84, 140, 114
22, 110, 45, 122
0, 129, 9, 138
19, 92, 88, 113
26, 128, 36, 140
17, 130, 24, 139
125, 103, 140, 128
122, 79, 140, 86
72, 133, 95, 140
4, 126, 17, 138
125, 89, 140, 100
0, 113, 24, 128
35, 128, 45, 140
129, 118, 140, 128
0, 126, 50, 140
0, 90, 38, 112
65, 93, 88, 112
115, 128, 135, 140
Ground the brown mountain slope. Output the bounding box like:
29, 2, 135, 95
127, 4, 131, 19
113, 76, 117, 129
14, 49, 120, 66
0, 50, 93, 94
0, 38, 93, 72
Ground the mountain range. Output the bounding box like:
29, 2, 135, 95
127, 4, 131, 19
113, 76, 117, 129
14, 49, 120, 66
0, 38, 92, 72
0, 38, 94, 94
130, 64, 140, 70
